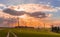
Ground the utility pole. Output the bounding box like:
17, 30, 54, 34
17, 17, 20, 28
7, 16, 10, 28
44, 22, 45, 29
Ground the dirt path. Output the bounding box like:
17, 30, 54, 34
6, 32, 9, 37
11, 32, 17, 37
6, 31, 18, 37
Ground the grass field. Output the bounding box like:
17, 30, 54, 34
0, 28, 60, 37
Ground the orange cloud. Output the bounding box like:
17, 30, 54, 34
8, 4, 57, 12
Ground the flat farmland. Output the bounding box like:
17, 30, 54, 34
0, 28, 60, 37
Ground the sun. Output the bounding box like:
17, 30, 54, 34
18, 14, 30, 19
18, 14, 27, 18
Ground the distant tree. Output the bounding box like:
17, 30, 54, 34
51, 25, 60, 33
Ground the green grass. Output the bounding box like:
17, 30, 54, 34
0, 28, 60, 37
0, 29, 8, 37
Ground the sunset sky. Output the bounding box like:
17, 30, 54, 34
0, 0, 60, 27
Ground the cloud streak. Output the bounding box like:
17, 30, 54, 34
3, 8, 48, 18
28, 12, 47, 18
3, 8, 26, 16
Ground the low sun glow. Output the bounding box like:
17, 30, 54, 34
18, 14, 27, 18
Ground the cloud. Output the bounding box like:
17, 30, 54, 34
55, 7, 60, 10
3, 8, 49, 19
28, 12, 47, 18
0, 4, 5, 6
7, 4, 57, 12
3, 8, 47, 18
3, 8, 27, 16
0, 4, 7, 10
3, 4, 57, 16
2, 4, 55, 18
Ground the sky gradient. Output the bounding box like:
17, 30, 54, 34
0, 0, 60, 27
